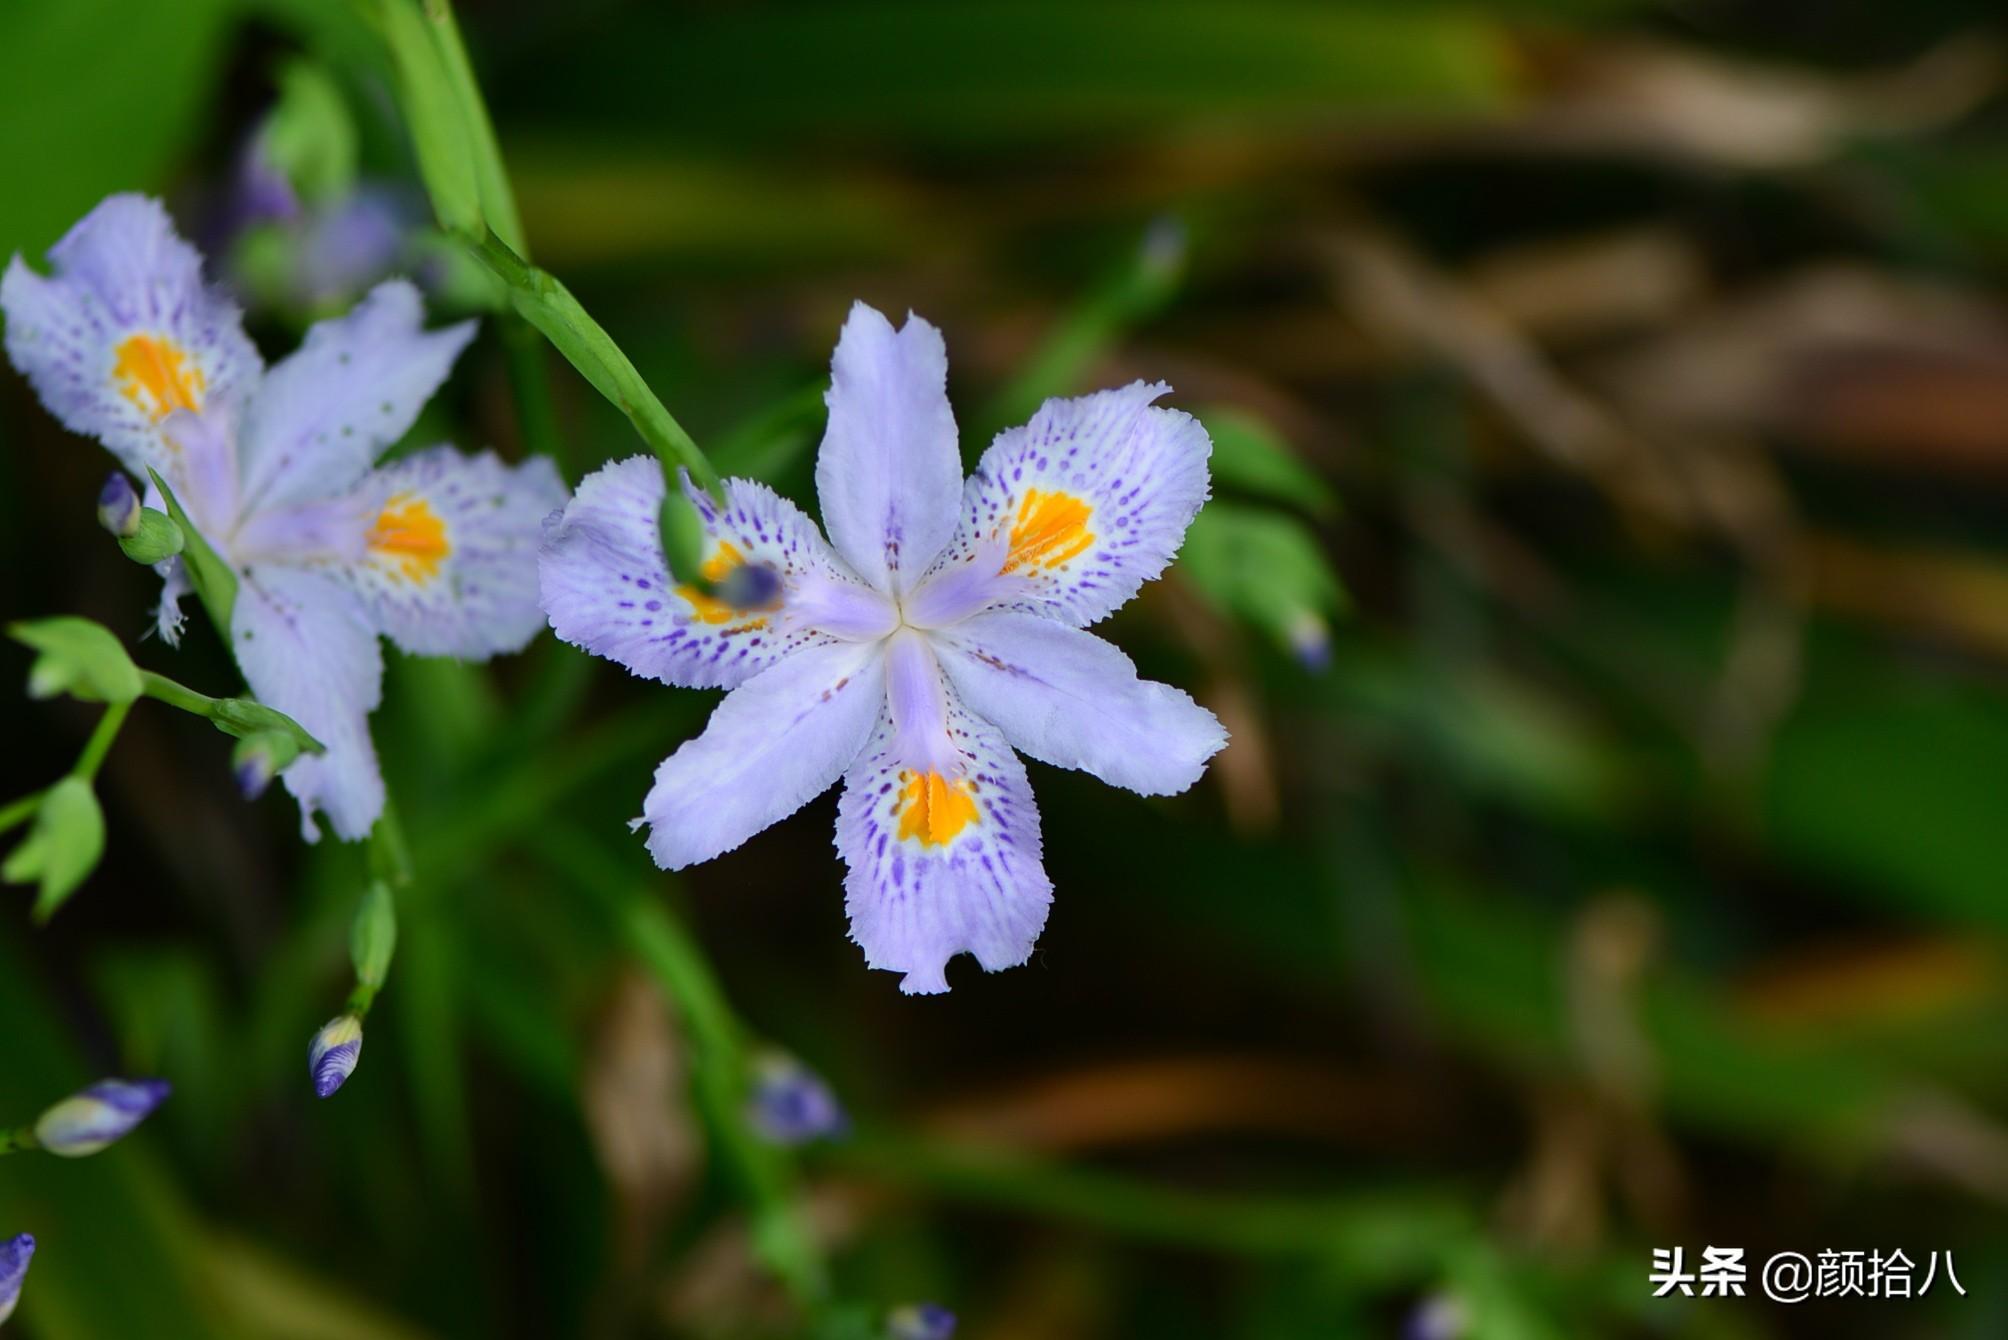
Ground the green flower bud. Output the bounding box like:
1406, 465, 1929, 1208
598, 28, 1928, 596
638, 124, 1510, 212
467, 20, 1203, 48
115, 509, 186, 566
658, 490, 709, 592
8, 618, 142, 705
2, 778, 105, 922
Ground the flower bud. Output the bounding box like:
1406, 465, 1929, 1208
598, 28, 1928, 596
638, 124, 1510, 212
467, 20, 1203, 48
746, 1052, 847, 1147
0, 1234, 33, 1326
116, 509, 187, 565
32, 1078, 171, 1157
308, 1015, 363, 1098
1286, 610, 1331, 673
3, 777, 106, 923
888, 1302, 956, 1340
97, 472, 141, 538
1405, 1294, 1468, 1340
713, 560, 784, 612
232, 730, 301, 800
10, 617, 142, 704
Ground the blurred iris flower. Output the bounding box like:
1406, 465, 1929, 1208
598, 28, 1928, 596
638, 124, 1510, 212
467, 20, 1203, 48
3, 196, 566, 840
0, 1234, 31, 1325
542, 302, 1224, 992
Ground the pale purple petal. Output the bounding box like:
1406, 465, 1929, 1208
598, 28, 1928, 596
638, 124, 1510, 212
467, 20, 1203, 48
641, 638, 886, 869
236, 280, 475, 512
934, 612, 1226, 796
918, 381, 1211, 627
327, 445, 566, 659
884, 628, 958, 777
813, 302, 962, 594
839, 697, 1052, 995
541, 456, 881, 690
2, 194, 260, 484
232, 565, 385, 841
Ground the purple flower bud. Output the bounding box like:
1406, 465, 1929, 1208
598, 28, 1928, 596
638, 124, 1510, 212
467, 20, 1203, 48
32, 1078, 171, 1157
308, 1015, 363, 1098
746, 1052, 846, 1146
97, 472, 141, 538
235, 755, 273, 800
888, 1302, 956, 1340
1404, 1294, 1468, 1340
714, 560, 784, 612
0, 1234, 33, 1326
1286, 611, 1331, 673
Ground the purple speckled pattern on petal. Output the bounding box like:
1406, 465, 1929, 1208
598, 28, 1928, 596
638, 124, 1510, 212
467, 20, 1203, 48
921, 380, 1211, 628
0, 1233, 34, 1326
1, 194, 260, 484
541, 456, 874, 690
839, 698, 1052, 995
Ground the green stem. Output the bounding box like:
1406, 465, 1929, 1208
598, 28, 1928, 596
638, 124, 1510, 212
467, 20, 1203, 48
70, 700, 132, 782
0, 1126, 39, 1155
0, 791, 44, 835
531, 824, 823, 1305
419, 0, 526, 251
459, 227, 722, 497
820, 1131, 1472, 1271
368, 797, 415, 890
138, 669, 219, 718
500, 315, 567, 473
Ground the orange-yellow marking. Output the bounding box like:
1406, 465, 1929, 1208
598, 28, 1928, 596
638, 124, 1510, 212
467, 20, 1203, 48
368, 493, 451, 583
113, 333, 205, 422
677, 540, 771, 629
896, 770, 980, 847
1003, 489, 1094, 572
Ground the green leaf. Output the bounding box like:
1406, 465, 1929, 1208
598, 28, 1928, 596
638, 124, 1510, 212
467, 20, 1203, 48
147, 470, 238, 635
3, 776, 105, 922
0, 0, 230, 257
9, 617, 143, 704
1202, 405, 1337, 516
373, 0, 483, 234
1179, 503, 1347, 665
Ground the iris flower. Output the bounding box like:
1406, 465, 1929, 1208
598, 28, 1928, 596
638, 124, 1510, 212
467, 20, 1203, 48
3, 196, 564, 840
542, 303, 1225, 992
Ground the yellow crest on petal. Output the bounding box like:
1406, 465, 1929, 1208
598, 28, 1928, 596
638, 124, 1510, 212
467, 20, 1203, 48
368, 493, 452, 583
1003, 489, 1094, 573
113, 333, 205, 422
896, 770, 980, 847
